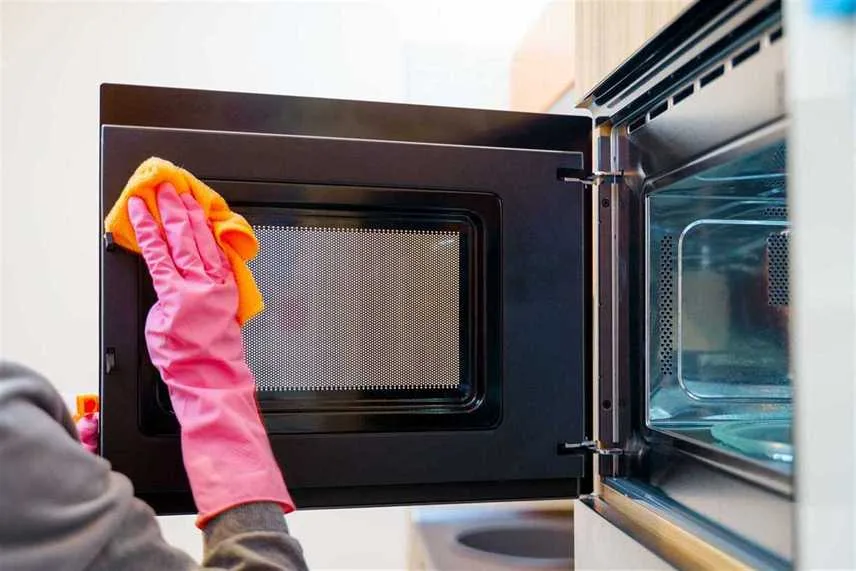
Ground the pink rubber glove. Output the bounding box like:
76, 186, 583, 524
76, 413, 99, 454
128, 183, 294, 528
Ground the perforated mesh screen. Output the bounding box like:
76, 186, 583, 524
657, 235, 677, 377
767, 232, 790, 306
243, 225, 462, 392
762, 206, 788, 219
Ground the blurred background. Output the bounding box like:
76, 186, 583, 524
1, 1, 689, 568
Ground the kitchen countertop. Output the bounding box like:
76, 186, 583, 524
408, 500, 574, 571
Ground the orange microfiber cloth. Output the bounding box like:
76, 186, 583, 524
105, 157, 264, 324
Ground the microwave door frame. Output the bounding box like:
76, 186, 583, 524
591, 123, 635, 476
99, 97, 597, 512
590, 123, 796, 490
594, 119, 796, 566
598, 115, 794, 494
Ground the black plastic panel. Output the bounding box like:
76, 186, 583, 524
101, 84, 592, 158
139, 184, 502, 435
141, 477, 585, 517
100, 87, 593, 512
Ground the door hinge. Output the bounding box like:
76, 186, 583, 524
558, 440, 624, 456
559, 169, 624, 187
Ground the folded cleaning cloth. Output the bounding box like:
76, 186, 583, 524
105, 157, 263, 324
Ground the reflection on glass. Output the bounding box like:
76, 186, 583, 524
647, 141, 793, 472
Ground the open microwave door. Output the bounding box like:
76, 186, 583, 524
100, 84, 594, 513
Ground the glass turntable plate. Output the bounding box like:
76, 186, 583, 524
710, 420, 793, 463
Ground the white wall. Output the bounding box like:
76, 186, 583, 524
787, 1, 856, 568
1, 1, 410, 397
0, 2, 547, 568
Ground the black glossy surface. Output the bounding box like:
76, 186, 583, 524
100, 87, 593, 512
101, 84, 592, 156
141, 478, 582, 516
140, 184, 502, 435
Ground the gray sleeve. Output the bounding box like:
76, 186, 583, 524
0, 361, 307, 571
203, 503, 308, 570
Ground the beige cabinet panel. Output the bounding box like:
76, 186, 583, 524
574, 500, 674, 570
574, 0, 692, 98
511, 0, 691, 112
510, 1, 576, 112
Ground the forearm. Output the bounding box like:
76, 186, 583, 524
0, 362, 307, 571
203, 503, 308, 570
0, 361, 198, 571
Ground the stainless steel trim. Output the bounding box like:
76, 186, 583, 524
581, 0, 780, 120
645, 119, 788, 192
644, 441, 793, 559
658, 435, 792, 497
627, 31, 784, 179
595, 478, 791, 568
610, 182, 620, 441
581, 492, 754, 570
644, 194, 654, 432
594, 125, 630, 455
596, 180, 615, 445
592, 175, 601, 464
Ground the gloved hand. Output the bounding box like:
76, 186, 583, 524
75, 413, 99, 454
128, 183, 294, 528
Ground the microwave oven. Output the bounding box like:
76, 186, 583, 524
101, 0, 795, 566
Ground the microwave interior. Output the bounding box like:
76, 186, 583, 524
579, 1, 791, 560
646, 139, 792, 473
599, 3, 793, 477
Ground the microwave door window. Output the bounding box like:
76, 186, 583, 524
139, 194, 498, 435
196, 187, 505, 435
243, 225, 462, 395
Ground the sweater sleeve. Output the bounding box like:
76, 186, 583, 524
0, 361, 307, 571
203, 503, 308, 570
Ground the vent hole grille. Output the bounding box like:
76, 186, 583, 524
767, 232, 790, 307
762, 206, 788, 219
656, 235, 677, 377
242, 225, 462, 392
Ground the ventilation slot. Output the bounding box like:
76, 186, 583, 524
672, 84, 694, 106
767, 232, 790, 307
657, 235, 677, 377
732, 42, 761, 68
770, 27, 783, 43
648, 100, 669, 120
628, 114, 647, 133
700, 64, 725, 88
243, 225, 462, 392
